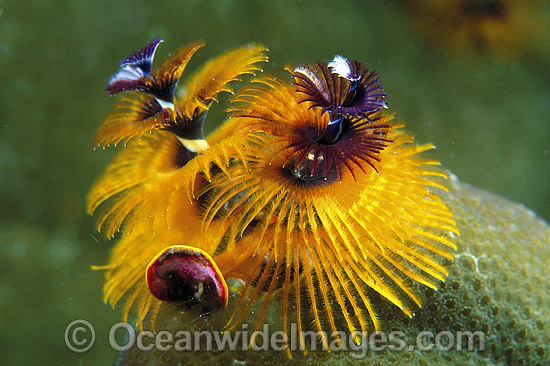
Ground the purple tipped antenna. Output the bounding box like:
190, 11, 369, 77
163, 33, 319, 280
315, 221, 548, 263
106, 37, 164, 95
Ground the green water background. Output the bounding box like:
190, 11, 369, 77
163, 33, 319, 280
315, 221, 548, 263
0, 1, 548, 365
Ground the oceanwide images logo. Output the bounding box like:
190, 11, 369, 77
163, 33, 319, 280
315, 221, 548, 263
65, 319, 486, 358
